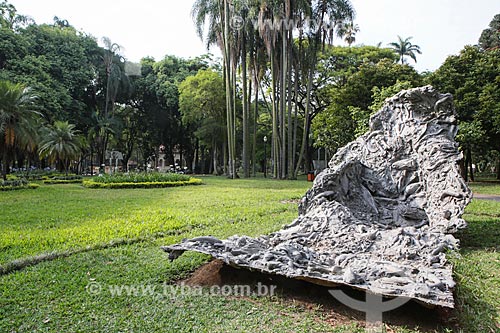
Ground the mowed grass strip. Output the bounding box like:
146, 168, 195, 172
0, 177, 308, 267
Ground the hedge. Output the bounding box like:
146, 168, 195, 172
0, 183, 40, 191
82, 178, 202, 189
43, 179, 83, 185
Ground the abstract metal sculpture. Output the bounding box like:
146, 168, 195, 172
163, 86, 471, 308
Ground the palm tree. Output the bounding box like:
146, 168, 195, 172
99, 37, 129, 168
39, 121, 83, 175
192, 0, 238, 178
294, 0, 355, 178
337, 21, 359, 46
388, 36, 422, 64
0, 80, 39, 180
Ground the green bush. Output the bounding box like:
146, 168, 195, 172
42, 175, 83, 184
89, 172, 192, 184
13, 171, 79, 181
0, 179, 39, 191
83, 178, 202, 189
43, 179, 83, 185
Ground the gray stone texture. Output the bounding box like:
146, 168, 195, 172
162, 86, 471, 308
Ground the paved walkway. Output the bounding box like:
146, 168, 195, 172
473, 193, 500, 202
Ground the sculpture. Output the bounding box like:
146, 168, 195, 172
162, 86, 471, 308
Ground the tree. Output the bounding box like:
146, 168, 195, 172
39, 120, 82, 174
337, 21, 359, 46
313, 54, 422, 153
0, 80, 39, 179
388, 36, 422, 64
179, 69, 226, 174
292, 0, 356, 178
427, 45, 500, 179
0, 0, 33, 30
479, 14, 500, 50
113, 105, 140, 172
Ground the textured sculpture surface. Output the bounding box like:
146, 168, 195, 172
162, 86, 471, 308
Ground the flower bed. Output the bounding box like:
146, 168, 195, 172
42, 175, 83, 185
83, 172, 202, 189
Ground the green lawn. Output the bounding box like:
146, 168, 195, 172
0, 177, 498, 332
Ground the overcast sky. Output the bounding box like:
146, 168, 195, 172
8, 0, 500, 72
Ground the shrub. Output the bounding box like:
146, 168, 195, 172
83, 178, 202, 189
13, 171, 79, 181
89, 172, 192, 184
0, 179, 39, 191
42, 175, 83, 184
43, 179, 83, 185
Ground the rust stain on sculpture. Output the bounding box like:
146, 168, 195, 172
162, 86, 471, 308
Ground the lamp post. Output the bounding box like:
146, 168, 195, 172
263, 135, 268, 178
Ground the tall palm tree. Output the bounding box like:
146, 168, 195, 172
192, 0, 238, 178
388, 36, 422, 64
294, 0, 355, 178
0, 80, 39, 180
39, 121, 83, 175
99, 37, 128, 168
337, 21, 359, 46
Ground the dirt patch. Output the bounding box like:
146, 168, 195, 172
179, 260, 459, 331
280, 199, 300, 205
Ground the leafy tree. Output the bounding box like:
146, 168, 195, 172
352, 80, 414, 135
128, 55, 208, 169
0, 0, 33, 30
113, 105, 141, 172
479, 14, 500, 50
39, 120, 83, 174
456, 120, 487, 181
179, 69, 226, 174
388, 36, 422, 64
427, 45, 500, 179
313, 56, 422, 152
0, 80, 39, 179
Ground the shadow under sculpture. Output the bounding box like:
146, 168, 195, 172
162, 86, 471, 308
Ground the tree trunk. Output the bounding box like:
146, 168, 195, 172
286, 28, 294, 179
292, 60, 299, 179
252, 72, 258, 177
463, 148, 469, 182
223, 0, 235, 179
467, 148, 474, 182
270, 53, 279, 178
280, 27, 287, 180
2, 156, 8, 180
497, 156, 500, 180
242, 29, 249, 178
294, 65, 314, 177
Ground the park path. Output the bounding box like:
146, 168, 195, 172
473, 193, 500, 202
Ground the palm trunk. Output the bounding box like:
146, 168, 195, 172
242, 30, 249, 178
280, 27, 287, 179
287, 29, 294, 179
252, 72, 258, 177
270, 51, 279, 178
222, 2, 235, 178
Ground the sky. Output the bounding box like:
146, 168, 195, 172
8, 0, 500, 72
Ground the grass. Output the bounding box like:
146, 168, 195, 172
0, 177, 499, 332
468, 178, 500, 195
